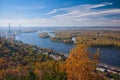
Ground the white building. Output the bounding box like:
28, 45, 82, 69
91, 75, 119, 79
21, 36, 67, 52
72, 37, 77, 43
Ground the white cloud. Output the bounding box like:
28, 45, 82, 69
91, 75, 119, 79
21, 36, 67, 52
46, 9, 58, 15
46, 2, 113, 15
53, 9, 120, 20
0, 2, 120, 26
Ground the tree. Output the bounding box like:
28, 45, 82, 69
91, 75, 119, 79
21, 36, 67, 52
34, 61, 67, 80
93, 48, 100, 60
63, 44, 102, 80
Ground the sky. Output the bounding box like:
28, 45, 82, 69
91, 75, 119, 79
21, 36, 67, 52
0, 0, 120, 27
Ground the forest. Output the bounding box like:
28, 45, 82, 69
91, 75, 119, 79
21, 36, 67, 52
51, 30, 120, 47
0, 38, 119, 80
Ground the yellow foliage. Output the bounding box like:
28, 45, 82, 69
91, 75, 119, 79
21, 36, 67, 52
63, 44, 102, 80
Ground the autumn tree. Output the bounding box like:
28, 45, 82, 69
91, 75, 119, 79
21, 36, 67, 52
63, 44, 102, 80
34, 61, 67, 80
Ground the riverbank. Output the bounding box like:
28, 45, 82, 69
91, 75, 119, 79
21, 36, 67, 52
97, 63, 120, 74
15, 31, 120, 67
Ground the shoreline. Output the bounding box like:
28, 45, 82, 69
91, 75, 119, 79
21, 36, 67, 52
3, 33, 119, 76
13, 31, 119, 67
15, 39, 120, 75
15, 38, 120, 68
97, 63, 120, 75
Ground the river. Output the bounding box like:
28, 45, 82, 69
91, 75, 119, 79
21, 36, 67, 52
15, 30, 120, 67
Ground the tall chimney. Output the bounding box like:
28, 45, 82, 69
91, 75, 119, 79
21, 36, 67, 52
9, 23, 11, 35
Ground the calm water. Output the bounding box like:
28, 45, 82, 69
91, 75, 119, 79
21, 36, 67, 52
16, 31, 73, 54
15, 31, 120, 67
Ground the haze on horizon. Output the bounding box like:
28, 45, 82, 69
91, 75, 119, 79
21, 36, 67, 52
0, 0, 120, 27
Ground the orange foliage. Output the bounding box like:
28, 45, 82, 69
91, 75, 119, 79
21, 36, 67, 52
0, 58, 7, 69
63, 44, 102, 80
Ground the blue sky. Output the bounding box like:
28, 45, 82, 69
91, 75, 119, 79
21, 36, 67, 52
0, 0, 120, 26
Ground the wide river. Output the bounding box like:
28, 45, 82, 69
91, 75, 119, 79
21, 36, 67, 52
15, 30, 120, 67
